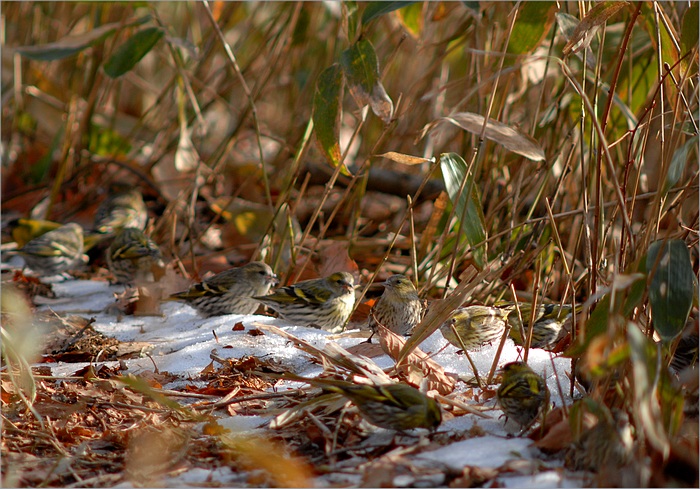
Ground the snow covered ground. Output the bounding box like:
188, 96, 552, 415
23, 276, 587, 487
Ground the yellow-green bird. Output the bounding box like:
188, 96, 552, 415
106, 227, 164, 284
368, 274, 425, 336
254, 272, 356, 333
17, 223, 88, 276
498, 302, 579, 351
566, 407, 634, 472
496, 361, 550, 431
439, 305, 508, 350
282, 373, 442, 431
94, 184, 148, 234
169, 261, 278, 317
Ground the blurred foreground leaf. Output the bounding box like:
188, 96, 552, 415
628, 325, 671, 459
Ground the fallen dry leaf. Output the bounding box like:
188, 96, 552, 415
378, 324, 456, 395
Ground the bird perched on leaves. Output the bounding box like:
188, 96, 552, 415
368, 274, 425, 337
17, 222, 88, 277
169, 261, 278, 317
439, 305, 507, 350
281, 373, 442, 431
254, 271, 356, 333
496, 361, 550, 432
94, 184, 148, 234
498, 302, 578, 351
106, 227, 165, 284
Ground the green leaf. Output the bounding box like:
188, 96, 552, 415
16, 16, 150, 61
505, 2, 557, 62
663, 136, 697, 196
312, 64, 346, 173
103, 27, 164, 78
396, 2, 424, 38
439, 153, 487, 268
646, 240, 694, 342
361, 1, 417, 25
340, 39, 393, 123
681, 2, 699, 58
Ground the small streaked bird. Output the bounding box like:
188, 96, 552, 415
439, 305, 507, 350
496, 361, 550, 432
368, 274, 425, 337
282, 373, 442, 431
254, 271, 356, 333
94, 184, 148, 234
499, 302, 578, 351
169, 261, 278, 317
6, 218, 104, 251
17, 222, 88, 276
566, 408, 634, 473
106, 228, 164, 284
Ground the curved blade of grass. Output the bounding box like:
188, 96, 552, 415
440, 152, 487, 267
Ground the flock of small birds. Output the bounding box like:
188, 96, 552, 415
6, 183, 571, 436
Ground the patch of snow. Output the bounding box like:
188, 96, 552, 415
500, 470, 587, 488
417, 435, 536, 469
